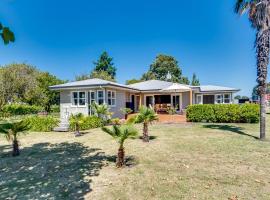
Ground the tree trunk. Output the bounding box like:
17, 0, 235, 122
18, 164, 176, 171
75, 123, 81, 137
256, 30, 269, 140
12, 139, 20, 156
260, 95, 266, 140
143, 122, 149, 142
116, 147, 125, 167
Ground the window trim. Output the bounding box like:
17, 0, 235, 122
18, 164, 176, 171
97, 90, 105, 105
215, 94, 223, 104
107, 90, 116, 107
71, 91, 87, 107
223, 93, 231, 104
196, 94, 203, 104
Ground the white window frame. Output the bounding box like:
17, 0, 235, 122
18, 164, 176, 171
71, 91, 86, 107
223, 93, 231, 104
97, 90, 105, 105
107, 90, 116, 107
196, 94, 203, 104
215, 94, 223, 104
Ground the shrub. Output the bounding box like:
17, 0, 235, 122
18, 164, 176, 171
69, 115, 103, 131
186, 104, 259, 123
24, 115, 59, 132
2, 104, 43, 116
50, 105, 60, 113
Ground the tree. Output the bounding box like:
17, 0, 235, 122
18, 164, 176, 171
0, 23, 15, 45
136, 106, 158, 142
0, 63, 39, 104
102, 125, 138, 167
235, 0, 270, 139
36, 72, 64, 112
126, 78, 142, 85
91, 102, 111, 122
92, 51, 117, 79
191, 73, 200, 86
69, 113, 85, 137
90, 70, 116, 82
0, 120, 30, 156
180, 76, 190, 85
75, 73, 90, 81
142, 54, 183, 82
234, 95, 242, 100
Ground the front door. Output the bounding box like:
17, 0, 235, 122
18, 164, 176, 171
135, 95, 140, 112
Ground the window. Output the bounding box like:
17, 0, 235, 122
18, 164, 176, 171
215, 94, 223, 104
223, 94, 231, 104
72, 92, 86, 106
107, 90, 116, 106
196, 95, 203, 104
97, 90, 105, 104
90, 91, 95, 104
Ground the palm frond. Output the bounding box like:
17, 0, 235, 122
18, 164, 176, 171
235, 0, 250, 14
101, 126, 117, 138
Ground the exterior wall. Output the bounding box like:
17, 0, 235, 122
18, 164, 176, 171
60, 87, 127, 120
182, 91, 191, 109
106, 89, 126, 119
60, 90, 89, 120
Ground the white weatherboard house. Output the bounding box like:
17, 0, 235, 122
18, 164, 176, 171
50, 78, 240, 129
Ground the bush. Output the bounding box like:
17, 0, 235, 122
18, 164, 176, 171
2, 104, 43, 116
69, 115, 103, 131
186, 104, 259, 123
50, 105, 60, 113
24, 115, 59, 132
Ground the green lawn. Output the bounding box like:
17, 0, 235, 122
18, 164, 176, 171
0, 116, 269, 200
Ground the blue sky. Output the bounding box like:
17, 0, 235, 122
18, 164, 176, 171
0, 0, 267, 96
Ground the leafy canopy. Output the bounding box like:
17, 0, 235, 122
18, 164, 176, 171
0, 23, 15, 45
136, 106, 158, 124
92, 51, 117, 79
102, 125, 138, 147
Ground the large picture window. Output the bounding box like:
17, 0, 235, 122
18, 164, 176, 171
97, 90, 105, 105
72, 91, 86, 106
215, 94, 231, 104
107, 90, 116, 106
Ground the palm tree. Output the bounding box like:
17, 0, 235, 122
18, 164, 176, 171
102, 125, 138, 167
69, 113, 85, 136
91, 102, 111, 122
136, 106, 158, 142
0, 120, 30, 156
235, 0, 270, 139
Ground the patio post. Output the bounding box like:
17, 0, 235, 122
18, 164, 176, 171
190, 89, 193, 105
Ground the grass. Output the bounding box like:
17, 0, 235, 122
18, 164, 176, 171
0, 116, 269, 199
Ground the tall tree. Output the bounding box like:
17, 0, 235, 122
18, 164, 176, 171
142, 54, 183, 83
91, 51, 117, 79
235, 0, 270, 139
191, 73, 200, 86
0, 23, 15, 45
180, 76, 190, 85
125, 78, 142, 85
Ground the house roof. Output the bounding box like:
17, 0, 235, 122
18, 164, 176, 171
49, 78, 139, 91
129, 80, 175, 91
50, 78, 240, 93
191, 85, 240, 93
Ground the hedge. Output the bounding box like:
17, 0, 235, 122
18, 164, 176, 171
69, 115, 103, 131
186, 104, 259, 123
2, 104, 43, 116
24, 115, 59, 132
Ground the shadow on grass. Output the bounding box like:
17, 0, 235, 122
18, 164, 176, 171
138, 136, 158, 140
0, 142, 114, 199
203, 124, 259, 139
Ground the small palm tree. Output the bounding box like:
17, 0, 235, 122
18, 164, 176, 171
69, 113, 85, 137
235, 0, 270, 139
102, 125, 138, 167
91, 102, 111, 121
0, 120, 30, 156
136, 106, 158, 142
